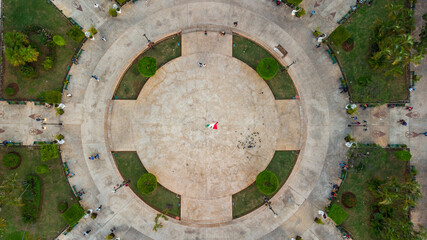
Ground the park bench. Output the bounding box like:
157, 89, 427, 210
63, 162, 70, 175
326, 49, 337, 64
74, 49, 84, 59
274, 44, 288, 58
72, 185, 79, 198
68, 18, 82, 29
63, 75, 71, 90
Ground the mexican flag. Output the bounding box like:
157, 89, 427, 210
206, 122, 218, 130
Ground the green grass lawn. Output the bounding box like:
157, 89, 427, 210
334, 145, 408, 240
232, 151, 298, 218
114, 34, 181, 99
2, 0, 82, 100
112, 152, 181, 217
0, 146, 76, 240
330, 0, 408, 103
232, 35, 297, 99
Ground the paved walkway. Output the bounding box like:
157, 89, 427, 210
1, 0, 358, 239
409, 0, 427, 229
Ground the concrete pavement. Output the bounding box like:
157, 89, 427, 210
2, 0, 358, 239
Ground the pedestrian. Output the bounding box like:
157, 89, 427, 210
199, 62, 202, 67
202, 63, 206, 67
89, 156, 95, 160
363, 104, 368, 110
96, 205, 102, 211
95, 154, 99, 159
204, 31, 207, 36
101, 36, 107, 41
316, 43, 321, 48
67, 93, 72, 97
310, 10, 315, 17
83, 230, 91, 236
399, 119, 407, 126
233, 21, 238, 27
355, 121, 360, 125
94, 3, 99, 8
407, 106, 413, 111
409, 87, 415, 92
220, 31, 226, 36
352, 116, 357, 120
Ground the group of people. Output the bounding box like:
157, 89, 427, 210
89, 154, 100, 160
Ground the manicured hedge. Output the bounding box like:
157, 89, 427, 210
256, 170, 279, 195
2, 152, 21, 168
137, 57, 157, 77
137, 173, 157, 194
66, 26, 85, 43
329, 26, 351, 45
43, 90, 62, 104
22, 175, 42, 223
287, 0, 303, 6
62, 203, 85, 226
256, 58, 279, 80
395, 150, 412, 161
328, 203, 348, 225
40, 144, 59, 161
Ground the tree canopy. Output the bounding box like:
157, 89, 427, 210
4, 31, 39, 66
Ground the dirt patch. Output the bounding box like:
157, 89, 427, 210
6, 83, 19, 96
342, 41, 354, 52
341, 192, 357, 208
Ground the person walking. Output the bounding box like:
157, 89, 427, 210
83, 230, 91, 236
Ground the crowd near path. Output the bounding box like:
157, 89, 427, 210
0, 0, 371, 239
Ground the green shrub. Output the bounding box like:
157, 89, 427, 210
138, 57, 157, 77
5, 87, 15, 96
66, 26, 85, 43
328, 203, 348, 225
329, 26, 351, 45
58, 202, 68, 213
62, 203, 85, 226
56, 108, 64, 116
2, 152, 20, 168
43, 57, 54, 70
357, 76, 371, 86
256, 170, 279, 195
20, 65, 37, 78
44, 90, 62, 104
296, 8, 306, 18
137, 173, 157, 194
40, 144, 59, 161
395, 150, 412, 161
345, 38, 354, 45
109, 8, 118, 17
315, 217, 324, 225
116, 0, 127, 4
287, 0, 303, 6
89, 25, 98, 35
56, 134, 64, 140
256, 58, 279, 80
53, 35, 66, 46
35, 164, 50, 174
22, 175, 41, 223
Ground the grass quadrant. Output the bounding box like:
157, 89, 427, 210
330, 0, 408, 103
232, 151, 298, 218
2, 0, 82, 100
334, 146, 408, 240
232, 35, 297, 99
0, 147, 77, 240
112, 152, 180, 217
114, 34, 181, 99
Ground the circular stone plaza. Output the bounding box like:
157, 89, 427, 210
4, 0, 410, 239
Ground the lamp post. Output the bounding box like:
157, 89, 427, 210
143, 34, 154, 49
264, 196, 278, 217
285, 60, 296, 70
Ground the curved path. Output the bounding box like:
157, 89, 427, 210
54, 1, 349, 239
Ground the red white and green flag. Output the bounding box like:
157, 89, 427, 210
206, 122, 218, 129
